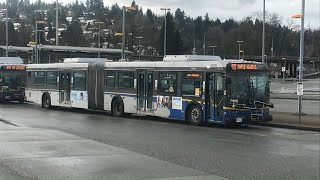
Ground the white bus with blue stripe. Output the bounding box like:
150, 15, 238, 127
25, 55, 273, 126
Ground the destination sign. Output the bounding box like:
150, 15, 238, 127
186, 73, 201, 77
0, 65, 26, 71
226, 63, 266, 71
231, 64, 256, 70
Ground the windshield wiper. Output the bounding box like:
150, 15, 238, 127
247, 78, 264, 102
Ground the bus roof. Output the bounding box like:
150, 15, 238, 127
0, 57, 23, 65
26, 55, 262, 70
63, 58, 109, 63
104, 59, 257, 69
27, 63, 89, 70
163, 55, 222, 62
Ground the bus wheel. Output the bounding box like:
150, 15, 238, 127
19, 97, 24, 104
187, 105, 203, 126
42, 94, 51, 109
112, 98, 124, 117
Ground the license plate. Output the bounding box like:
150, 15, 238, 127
5, 96, 10, 100
236, 118, 242, 123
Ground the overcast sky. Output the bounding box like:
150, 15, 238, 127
1, 0, 319, 29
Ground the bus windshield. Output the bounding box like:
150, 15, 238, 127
227, 72, 269, 103
0, 71, 26, 91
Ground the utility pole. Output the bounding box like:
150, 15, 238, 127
262, 0, 266, 64
160, 8, 170, 57
55, 0, 59, 46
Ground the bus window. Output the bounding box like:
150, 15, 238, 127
46, 72, 58, 86
105, 71, 115, 88
27, 72, 31, 78
182, 73, 202, 96
34, 72, 45, 85
158, 72, 177, 95
73, 71, 86, 91
118, 72, 134, 89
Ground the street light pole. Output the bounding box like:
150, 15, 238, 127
121, 6, 136, 60
35, 22, 38, 63
311, 61, 315, 72
210, 45, 217, 56
55, 0, 59, 46
264, 55, 268, 67
136, 37, 143, 60
95, 22, 103, 59
98, 24, 101, 58
35, 21, 45, 64
160, 8, 170, 57
292, 2, 306, 123
122, 6, 126, 60
282, 57, 286, 80
38, 31, 40, 63
236, 41, 244, 60
298, 0, 306, 124
203, 32, 207, 55
5, 0, 8, 57
262, 0, 266, 64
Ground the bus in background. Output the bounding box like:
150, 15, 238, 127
0, 57, 26, 103
25, 56, 273, 127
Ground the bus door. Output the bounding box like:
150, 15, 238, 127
137, 70, 153, 112
206, 73, 224, 121
59, 71, 71, 103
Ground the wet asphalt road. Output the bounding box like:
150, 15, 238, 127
0, 103, 319, 180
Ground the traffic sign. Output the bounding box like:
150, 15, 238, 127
282, 67, 286, 72
297, 82, 303, 96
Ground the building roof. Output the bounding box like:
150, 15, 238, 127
0, 45, 133, 54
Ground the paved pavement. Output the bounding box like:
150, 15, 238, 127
0, 103, 319, 180
0, 122, 225, 180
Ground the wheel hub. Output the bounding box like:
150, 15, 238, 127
191, 109, 200, 122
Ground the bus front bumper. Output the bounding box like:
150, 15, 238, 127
224, 115, 273, 125
0, 92, 24, 102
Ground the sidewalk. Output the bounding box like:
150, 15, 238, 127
271, 93, 320, 100
256, 112, 320, 132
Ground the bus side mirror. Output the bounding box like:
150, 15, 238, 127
226, 76, 231, 84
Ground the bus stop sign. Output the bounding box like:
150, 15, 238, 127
297, 82, 303, 96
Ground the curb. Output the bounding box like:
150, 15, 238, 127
254, 122, 320, 132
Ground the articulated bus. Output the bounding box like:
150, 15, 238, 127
0, 58, 26, 103
25, 55, 273, 126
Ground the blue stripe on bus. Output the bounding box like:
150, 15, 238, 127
104, 92, 137, 97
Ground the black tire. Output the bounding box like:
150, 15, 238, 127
112, 98, 124, 117
18, 98, 24, 104
186, 105, 203, 126
42, 94, 51, 109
